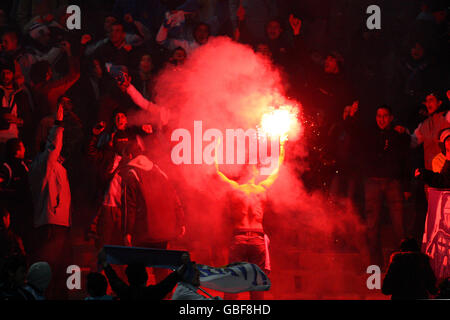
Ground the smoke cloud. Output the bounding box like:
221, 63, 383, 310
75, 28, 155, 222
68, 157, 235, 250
130, 37, 370, 299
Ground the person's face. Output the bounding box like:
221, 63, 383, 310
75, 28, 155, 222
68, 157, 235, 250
411, 42, 424, 60
45, 67, 53, 81
376, 108, 393, 130
12, 266, 26, 287
37, 31, 51, 47
1, 69, 14, 86
433, 10, 447, 24
194, 25, 209, 45
256, 44, 272, 59
1, 33, 18, 52
92, 59, 103, 79
266, 21, 282, 40
324, 56, 339, 74
140, 55, 153, 73
115, 113, 128, 131
104, 16, 117, 33
424, 94, 442, 115
60, 97, 73, 112
109, 25, 125, 45
2, 213, 10, 229
445, 139, 450, 155
171, 49, 187, 65
0, 9, 7, 26
15, 142, 25, 159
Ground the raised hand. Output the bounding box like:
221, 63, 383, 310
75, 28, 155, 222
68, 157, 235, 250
414, 168, 421, 178
81, 34, 92, 45
237, 5, 245, 22
124, 13, 134, 24
289, 14, 302, 35
56, 103, 64, 121
92, 121, 106, 135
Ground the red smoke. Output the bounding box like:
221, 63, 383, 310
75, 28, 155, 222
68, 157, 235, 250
130, 37, 371, 299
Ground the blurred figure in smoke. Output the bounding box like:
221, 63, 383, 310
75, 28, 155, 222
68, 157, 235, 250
255, 43, 272, 61
119, 137, 186, 283
327, 101, 363, 216
216, 139, 285, 300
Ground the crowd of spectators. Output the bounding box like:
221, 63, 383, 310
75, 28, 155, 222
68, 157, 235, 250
0, 0, 449, 300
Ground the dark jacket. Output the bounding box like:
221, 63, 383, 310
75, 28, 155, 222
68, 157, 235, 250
419, 160, 450, 188
122, 155, 184, 244
382, 251, 437, 300
103, 264, 180, 300
92, 40, 133, 69
328, 114, 363, 175
31, 56, 79, 121
0, 158, 33, 237
363, 126, 411, 189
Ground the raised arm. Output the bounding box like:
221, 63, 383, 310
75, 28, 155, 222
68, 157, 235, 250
156, 15, 172, 44
46, 104, 64, 165
214, 138, 240, 189
411, 124, 424, 148
259, 140, 285, 190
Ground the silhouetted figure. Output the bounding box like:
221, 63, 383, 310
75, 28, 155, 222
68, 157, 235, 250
435, 277, 450, 299
97, 249, 189, 300
382, 238, 437, 299
85, 272, 114, 300
0, 254, 33, 300
0, 207, 25, 259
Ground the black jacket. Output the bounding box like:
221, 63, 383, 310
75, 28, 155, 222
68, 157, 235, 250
363, 126, 411, 188
122, 155, 185, 244
382, 251, 437, 300
420, 160, 450, 188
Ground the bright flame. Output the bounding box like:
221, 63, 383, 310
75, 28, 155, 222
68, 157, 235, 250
259, 106, 298, 141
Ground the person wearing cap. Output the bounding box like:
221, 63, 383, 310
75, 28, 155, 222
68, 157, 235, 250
23, 262, 52, 300
408, 92, 449, 173
415, 127, 450, 188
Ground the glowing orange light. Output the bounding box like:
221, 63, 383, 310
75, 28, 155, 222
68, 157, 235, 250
259, 105, 298, 141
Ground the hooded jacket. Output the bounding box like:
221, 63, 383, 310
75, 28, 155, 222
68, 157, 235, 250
122, 155, 184, 244
412, 108, 450, 170
29, 125, 71, 228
